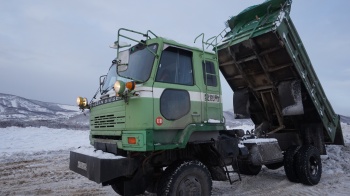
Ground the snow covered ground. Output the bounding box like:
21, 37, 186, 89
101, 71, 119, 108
0, 127, 89, 156
1, 124, 350, 195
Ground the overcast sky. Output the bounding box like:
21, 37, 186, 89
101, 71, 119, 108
1, 0, 350, 116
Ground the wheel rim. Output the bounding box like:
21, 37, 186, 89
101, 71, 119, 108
177, 174, 202, 196
309, 156, 319, 176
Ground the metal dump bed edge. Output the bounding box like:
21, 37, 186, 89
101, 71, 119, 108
216, 0, 343, 145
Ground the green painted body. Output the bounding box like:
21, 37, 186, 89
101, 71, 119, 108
89, 36, 224, 152
69, 2, 344, 191
88, 0, 343, 154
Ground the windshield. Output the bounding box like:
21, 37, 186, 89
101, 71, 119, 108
101, 64, 117, 94
101, 64, 130, 94
118, 43, 158, 82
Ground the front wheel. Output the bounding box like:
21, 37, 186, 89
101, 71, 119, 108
157, 160, 212, 196
111, 178, 125, 195
295, 145, 322, 185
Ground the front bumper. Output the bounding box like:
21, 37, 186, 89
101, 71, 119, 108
69, 148, 138, 184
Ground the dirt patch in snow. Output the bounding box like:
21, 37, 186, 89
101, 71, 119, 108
1, 150, 350, 196
0, 151, 115, 195
1, 124, 349, 195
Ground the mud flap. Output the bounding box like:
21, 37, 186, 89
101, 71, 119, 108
69, 151, 138, 184
333, 116, 345, 145
123, 167, 152, 196
301, 123, 327, 155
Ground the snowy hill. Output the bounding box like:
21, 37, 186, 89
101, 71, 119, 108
340, 115, 350, 125
0, 93, 89, 129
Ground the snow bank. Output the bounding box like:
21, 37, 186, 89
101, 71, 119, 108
0, 127, 90, 156
321, 123, 350, 175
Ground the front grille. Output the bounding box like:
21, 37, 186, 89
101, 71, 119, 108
92, 114, 125, 128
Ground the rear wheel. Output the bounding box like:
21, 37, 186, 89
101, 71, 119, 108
284, 145, 300, 183
157, 160, 212, 196
295, 145, 322, 185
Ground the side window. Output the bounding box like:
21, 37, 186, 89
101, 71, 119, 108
202, 61, 217, 87
160, 89, 190, 120
156, 47, 193, 85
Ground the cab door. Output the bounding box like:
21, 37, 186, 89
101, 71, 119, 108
152, 45, 202, 142
202, 59, 223, 122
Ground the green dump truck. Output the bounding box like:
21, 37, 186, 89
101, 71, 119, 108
70, 0, 344, 195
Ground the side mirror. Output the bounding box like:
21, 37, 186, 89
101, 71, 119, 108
99, 75, 106, 91
118, 65, 128, 72
117, 50, 130, 73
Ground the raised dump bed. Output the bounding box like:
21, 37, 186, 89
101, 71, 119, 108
216, 0, 343, 150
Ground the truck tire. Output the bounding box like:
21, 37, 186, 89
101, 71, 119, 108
238, 161, 262, 175
111, 179, 124, 195
295, 145, 322, 185
157, 160, 212, 196
284, 145, 300, 183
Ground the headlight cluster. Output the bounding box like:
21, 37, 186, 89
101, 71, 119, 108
113, 81, 125, 95
113, 80, 136, 96
76, 80, 136, 109
76, 97, 89, 108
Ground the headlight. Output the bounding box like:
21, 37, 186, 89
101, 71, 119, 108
114, 80, 125, 95
76, 97, 88, 108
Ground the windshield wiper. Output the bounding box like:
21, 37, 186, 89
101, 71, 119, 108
101, 86, 113, 95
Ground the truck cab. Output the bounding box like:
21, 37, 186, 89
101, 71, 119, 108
85, 30, 224, 154
72, 29, 233, 195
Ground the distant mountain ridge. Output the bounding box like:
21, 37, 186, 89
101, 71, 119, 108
340, 115, 350, 125
0, 93, 349, 130
0, 93, 89, 129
